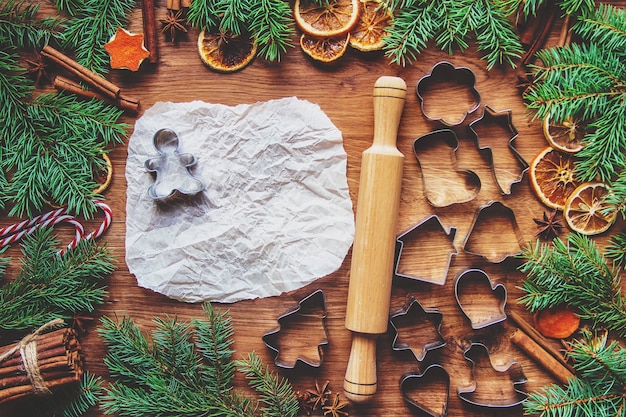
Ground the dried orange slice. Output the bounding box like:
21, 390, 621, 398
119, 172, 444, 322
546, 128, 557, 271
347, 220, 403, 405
529, 147, 581, 210
542, 114, 586, 154
294, 0, 360, 38
94, 152, 113, 195
103, 27, 151, 71
563, 182, 617, 235
349, 0, 392, 52
197, 28, 257, 72
300, 33, 349, 63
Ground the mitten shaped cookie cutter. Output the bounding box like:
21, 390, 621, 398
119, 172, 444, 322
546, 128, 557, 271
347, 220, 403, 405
394, 215, 458, 285
462, 201, 525, 263
416, 61, 481, 126
400, 364, 450, 417
454, 269, 507, 329
144, 128, 204, 201
413, 129, 481, 207
468, 106, 529, 195
458, 342, 528, 408
262, 289, 329, 368
390, 296, 446, 362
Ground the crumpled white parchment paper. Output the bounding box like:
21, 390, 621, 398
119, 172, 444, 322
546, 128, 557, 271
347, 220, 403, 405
125, 98, 355, 303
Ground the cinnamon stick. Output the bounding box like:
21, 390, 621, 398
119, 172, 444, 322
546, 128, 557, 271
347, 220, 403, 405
142, 0, 159, 64
41, 46, 120, 99
511, 328, 575, 384
54, 76, 140, 113
507, 310, 575, 373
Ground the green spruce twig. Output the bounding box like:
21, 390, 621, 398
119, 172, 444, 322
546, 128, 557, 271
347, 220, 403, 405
0, 227, 114, 331
523, 4, 626, 183
187, 0, 294, 62
98, 303, 300, 417
524, 330, 626, 417
0, 0, 63, 49
518, 233, 626, 338
59, 0, 136, 75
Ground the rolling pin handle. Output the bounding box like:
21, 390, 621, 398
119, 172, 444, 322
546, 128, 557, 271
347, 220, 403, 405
343, 333, 377, 403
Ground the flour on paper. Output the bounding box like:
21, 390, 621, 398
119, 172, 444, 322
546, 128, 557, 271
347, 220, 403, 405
125, 98, 355, 303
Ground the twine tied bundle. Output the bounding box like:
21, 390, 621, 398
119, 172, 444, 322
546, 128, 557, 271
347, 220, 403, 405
0, 319, 83, 405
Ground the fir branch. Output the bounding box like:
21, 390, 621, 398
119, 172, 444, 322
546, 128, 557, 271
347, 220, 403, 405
60, 0, 136, 75
494, 0, 594, 19
248, 0, 294, 62
0, 227, 113, 331
573, 3, 626, 56
2, 91, 127, 218
99, 305, 299, 417
51, 372, 103, 417
51, 0, 82, 17
518, 233, 626, 337
607, 171, 626, 218
605, 230, 626, 267
0, 0, 63, 49
186, 0, 221, 31
384, 0, 522, 69
462, 0, 523, 69
524, 330, 626, 417
235, 352, 300, 417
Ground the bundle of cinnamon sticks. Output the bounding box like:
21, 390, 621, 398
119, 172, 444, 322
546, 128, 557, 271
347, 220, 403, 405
0, 327, 83, 405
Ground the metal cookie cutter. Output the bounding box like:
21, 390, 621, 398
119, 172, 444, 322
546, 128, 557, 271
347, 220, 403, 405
458, 342, 528, 408
454, 269, 507, 329
262, 289, 329, 368
468, 106, 529, 195
413, 129, 481, 207
400, 364, 450, 417
462, 200, 525, 263
390, 296, 446, 362
416, 61, 481, 126
144, 128, 204, 201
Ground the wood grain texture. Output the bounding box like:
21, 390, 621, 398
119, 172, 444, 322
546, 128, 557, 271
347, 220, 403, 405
2, 2, 625, 416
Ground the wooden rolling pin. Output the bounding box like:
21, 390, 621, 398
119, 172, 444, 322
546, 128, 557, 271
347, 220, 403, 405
344, 76, 407, 403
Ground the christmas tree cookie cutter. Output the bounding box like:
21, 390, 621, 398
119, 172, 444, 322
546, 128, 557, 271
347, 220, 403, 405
458, 342, 528, 408
454, 269, 507, 329
394, 215, 458, 285
416, 61, 481, 126
413, 129, 481, 207
390, 296, 446, 362
462, 201, 525, 263
144, 128, 204, 201
468, 106, 529, 195
262, 289, 329, 368
400, 364, 450, 417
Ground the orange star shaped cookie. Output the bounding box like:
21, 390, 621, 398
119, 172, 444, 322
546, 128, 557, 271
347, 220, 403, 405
104, 27, 150, 71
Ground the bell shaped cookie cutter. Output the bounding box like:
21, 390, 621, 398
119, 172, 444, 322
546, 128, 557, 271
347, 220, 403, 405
468, 106, 529, 195
144, 128, 204, 201
390, 296, 446, 362
394, 215, 458, 285
262, 289, 329, 368
454, 269, 507, 329
416, 61, 481, 126
413, 129, 481, 207
458, 342, 528, 408
400, 364, 450, 417
462, 201, 525, 263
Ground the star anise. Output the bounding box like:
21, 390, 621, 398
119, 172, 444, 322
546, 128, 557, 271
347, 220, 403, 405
322, 393, 349, 417
160, 9, 187, 42
305, 379, 332, 411
534, 210, 564, 240
25, 50, 50, 85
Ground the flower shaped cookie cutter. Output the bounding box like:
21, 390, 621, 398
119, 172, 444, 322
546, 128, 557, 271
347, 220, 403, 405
144, 128, 204, 201
416, 61, 481, 126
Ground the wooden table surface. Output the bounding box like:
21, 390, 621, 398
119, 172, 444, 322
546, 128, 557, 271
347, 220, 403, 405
4, 2, 625, 417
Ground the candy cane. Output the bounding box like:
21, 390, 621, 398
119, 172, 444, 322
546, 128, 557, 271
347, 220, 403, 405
66, 201, 113, 250
0, 212, 84, 249
0, 207, 67, 238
